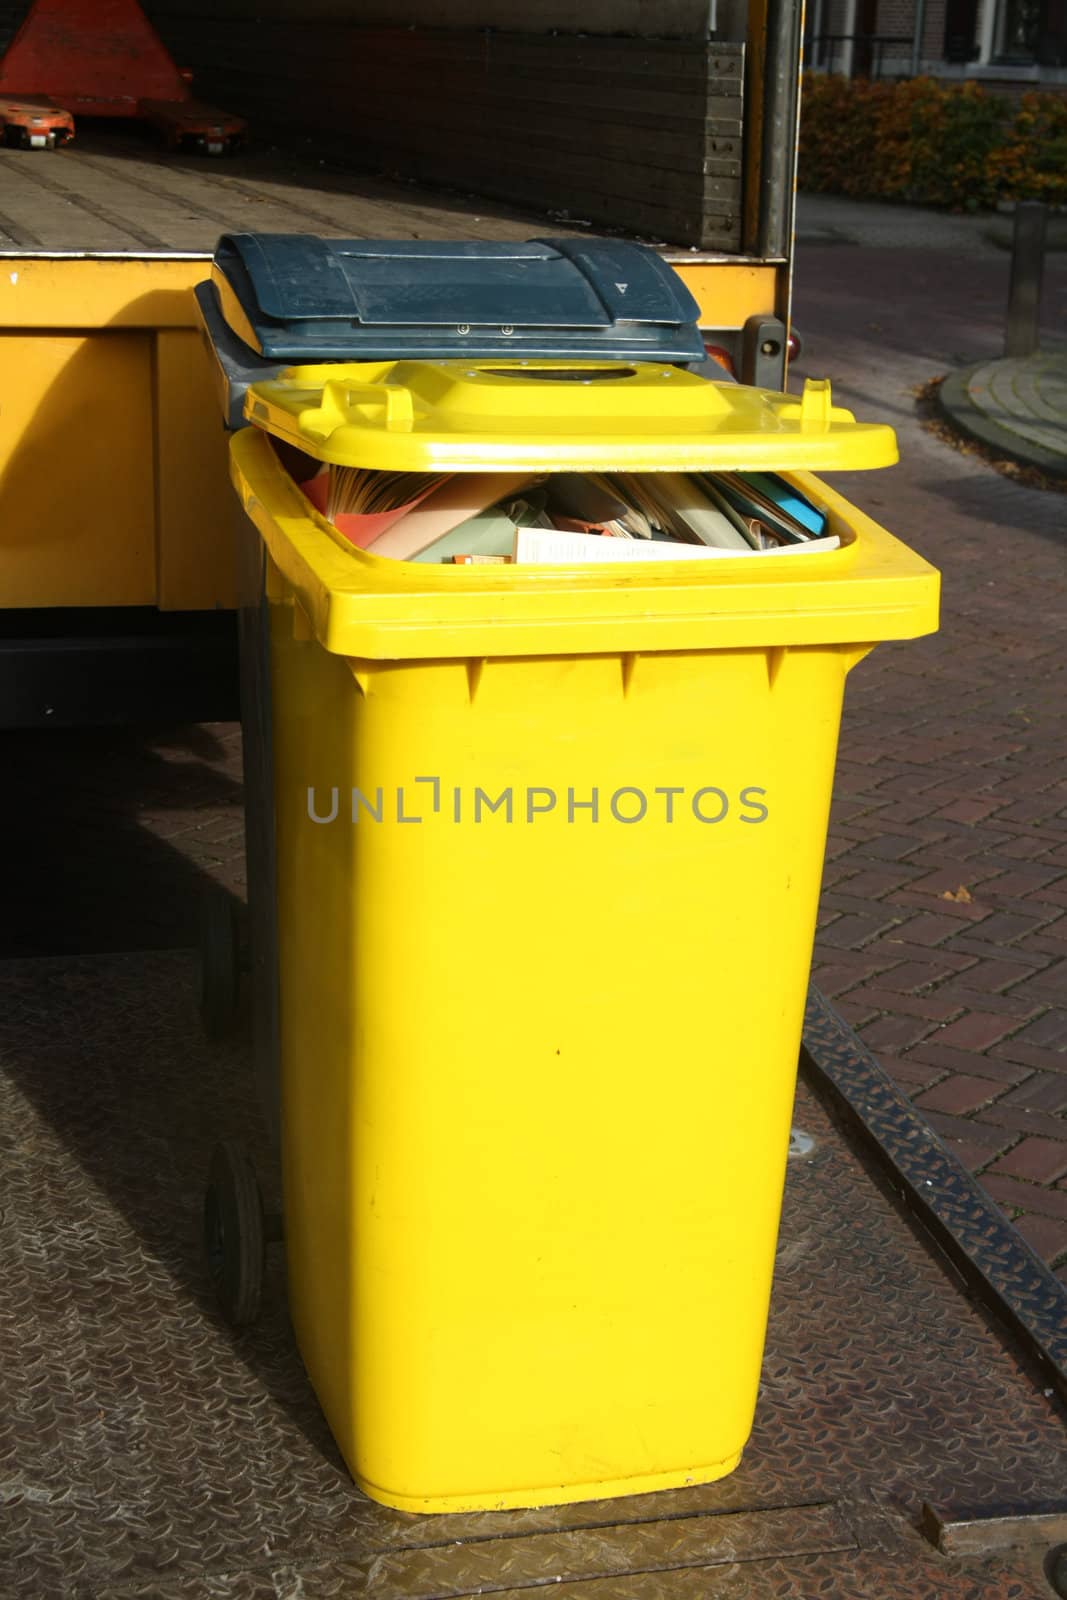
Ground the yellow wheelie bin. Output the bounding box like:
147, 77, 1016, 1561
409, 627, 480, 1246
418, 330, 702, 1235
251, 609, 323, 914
200, 236, 939, 1516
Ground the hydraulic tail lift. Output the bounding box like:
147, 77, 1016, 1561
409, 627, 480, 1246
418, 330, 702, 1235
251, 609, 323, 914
0, 0, 246, 153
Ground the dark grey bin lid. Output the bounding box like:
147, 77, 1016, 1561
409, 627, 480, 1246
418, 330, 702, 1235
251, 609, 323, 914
211, 233, 705, 364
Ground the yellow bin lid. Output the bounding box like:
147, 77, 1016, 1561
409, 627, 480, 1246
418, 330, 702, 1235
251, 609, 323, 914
244, 359, 899, 475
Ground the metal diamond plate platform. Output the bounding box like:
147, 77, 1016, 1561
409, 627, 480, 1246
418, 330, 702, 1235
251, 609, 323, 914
1, 949, 1065, 1598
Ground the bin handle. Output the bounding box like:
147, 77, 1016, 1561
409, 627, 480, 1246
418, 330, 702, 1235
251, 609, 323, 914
799, 378, 833, 433
299, 377, 414, 441
774, 377, 836, 434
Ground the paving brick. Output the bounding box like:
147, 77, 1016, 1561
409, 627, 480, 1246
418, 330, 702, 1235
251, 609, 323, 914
856, 936, 978, 972
1010, 1211, 1067, 1267
978, 866, 1067, 901
843, 986, 962, 1022
878, 958, 980, 992
916, 1074, 1001, 1115
829, 795, 884, 823
904, 828, 1017, 863
949, 955, 1054, 993
824, 834, 869, 862
930, 1011, 1021, 1051
981, 1173, 1067, 1221
883, 1055, 946, 1091
907, 1041, 1031, 1086
950, 909, 1064, 949
1004, 1009, 1067, 1053
983, 792, 1067, 827
810, 958, 898, 998
826, 866, 924, 900
821, 860, 861, 889
820, 890, 922, 920
831, 995, 882, 1029
931, 795, 1010, 825
903, 866, 1005, 898
866, 772, 949, 800
886, 888, 993, 924
845, 832, 929, 863
991, 1038, 1067, 1074
871, 915, 969, 950
943, 933, 1051, 969
924, 987, 1043, 1019
863, 819, 963, 850
1029, 927, 1067, 959
994, 834, 1060, 861
869, 797, 948, 827
982, 777, 1067, 804
1000, 1071, 1067, 1114
986, 1136, 1067, 1185
922, 1110, 1015, 1155
942, 1133, 1005, 1174
858, 1013, 940, 1052
816, 911, 906, 950
885, 736, 981, 766
957, 894, 1067, 925
905, 777, 1002, 806
973, 1101, 1067, 1142
842, 741, 918, 768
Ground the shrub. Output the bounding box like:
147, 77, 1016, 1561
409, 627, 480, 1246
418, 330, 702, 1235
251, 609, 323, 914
798, 75, 1067, 209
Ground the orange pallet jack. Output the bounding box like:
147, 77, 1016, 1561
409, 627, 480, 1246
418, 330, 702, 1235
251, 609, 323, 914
0, 0, 246, 153
0, 93, 74, 149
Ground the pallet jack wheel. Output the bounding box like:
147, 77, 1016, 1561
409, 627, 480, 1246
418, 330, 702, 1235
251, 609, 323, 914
1047, 1545, 1067, 1599
199, 886, 239, 1038
204, 1139, 265, 1326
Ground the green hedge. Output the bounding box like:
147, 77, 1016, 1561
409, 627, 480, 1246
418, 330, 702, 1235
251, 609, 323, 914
798, 75, 1067, 209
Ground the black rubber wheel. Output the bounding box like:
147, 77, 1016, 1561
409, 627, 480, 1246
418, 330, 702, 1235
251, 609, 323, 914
1047, 1544, 1067, 1599
199, 886, 239, 1038
204, 1139, 265, 1326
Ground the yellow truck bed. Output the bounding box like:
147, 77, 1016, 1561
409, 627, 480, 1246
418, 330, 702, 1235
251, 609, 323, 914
0, 131, 780, 618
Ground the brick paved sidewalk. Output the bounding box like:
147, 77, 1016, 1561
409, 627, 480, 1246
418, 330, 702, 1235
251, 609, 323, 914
793, 231, 1067, 1284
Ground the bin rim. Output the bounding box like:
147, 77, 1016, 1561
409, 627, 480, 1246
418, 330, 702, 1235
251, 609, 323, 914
230, 427, 940, 662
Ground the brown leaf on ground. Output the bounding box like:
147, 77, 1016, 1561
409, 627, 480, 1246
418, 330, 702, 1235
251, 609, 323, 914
940, 884, 973, 903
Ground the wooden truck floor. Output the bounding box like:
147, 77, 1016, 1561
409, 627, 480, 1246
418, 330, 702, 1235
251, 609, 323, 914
0, 126, 601, 252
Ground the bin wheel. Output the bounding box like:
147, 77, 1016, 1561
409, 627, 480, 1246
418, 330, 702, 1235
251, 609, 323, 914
200, 886, 239, 1038
204, 1139, 265, 1326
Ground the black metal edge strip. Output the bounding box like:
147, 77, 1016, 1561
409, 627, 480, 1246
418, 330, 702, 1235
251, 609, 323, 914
801, 982, 1067, 1404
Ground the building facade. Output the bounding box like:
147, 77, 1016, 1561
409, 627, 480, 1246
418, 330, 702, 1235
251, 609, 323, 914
804, 0, 1067, 85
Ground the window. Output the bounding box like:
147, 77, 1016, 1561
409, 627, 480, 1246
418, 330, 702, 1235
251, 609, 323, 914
995, 0, 1042, 57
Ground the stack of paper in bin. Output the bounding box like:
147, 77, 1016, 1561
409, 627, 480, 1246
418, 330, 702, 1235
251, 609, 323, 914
300, 461, 836, 565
